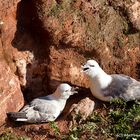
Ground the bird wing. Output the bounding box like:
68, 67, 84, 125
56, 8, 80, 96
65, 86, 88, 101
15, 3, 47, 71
17, 98, 61, 123
33, 102, 59, 114
102, 74, 140, 101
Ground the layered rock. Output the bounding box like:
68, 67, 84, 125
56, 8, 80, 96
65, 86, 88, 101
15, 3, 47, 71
0, 0, 140, 125
7, 0, 140, 95
31, 0, 140, 90
0, 0, 24, 125
0, 51, 24, 125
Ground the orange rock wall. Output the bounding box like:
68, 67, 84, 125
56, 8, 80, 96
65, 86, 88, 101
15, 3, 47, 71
0, 0, 140, 125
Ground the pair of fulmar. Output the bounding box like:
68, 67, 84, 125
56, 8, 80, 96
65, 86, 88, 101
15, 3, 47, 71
7, 60, 140, 123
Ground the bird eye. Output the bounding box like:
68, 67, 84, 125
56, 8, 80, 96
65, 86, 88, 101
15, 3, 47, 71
90, 64, 95, 67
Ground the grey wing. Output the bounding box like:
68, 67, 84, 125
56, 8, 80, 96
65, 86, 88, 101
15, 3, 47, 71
29, 96, 51, 106
122, 78, 140, 101
30, 97, 59, 113
32, 102, 60, 122
33, 102, 58, 114
20, 99, 60, 123
19, 98, 48, 113
102, 74, 140, 101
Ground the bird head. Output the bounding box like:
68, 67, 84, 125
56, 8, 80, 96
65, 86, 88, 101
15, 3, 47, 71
55, 83, 78, 99
81, 60, 101, 78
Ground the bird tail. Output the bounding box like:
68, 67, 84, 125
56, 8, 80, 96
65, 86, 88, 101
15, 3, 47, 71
7, 112, 28, 122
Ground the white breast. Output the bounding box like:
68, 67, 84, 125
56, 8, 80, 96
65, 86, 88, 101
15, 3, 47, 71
89, 75, 113, 101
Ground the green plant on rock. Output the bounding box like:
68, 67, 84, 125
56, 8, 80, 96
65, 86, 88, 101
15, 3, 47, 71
65, 99, 140, 139
48, 0, 74, 17
49, 121, 60, 136
87, 111, 102, 123
48, 3, 63, 17
67, 126, 83, 140
63, 119, 98, 140
0, 130, 30, 140
108, 99, 140, 138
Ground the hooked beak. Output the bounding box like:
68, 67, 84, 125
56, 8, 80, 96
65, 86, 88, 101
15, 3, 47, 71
81, 64, 89, 72
71, 87, 79, 95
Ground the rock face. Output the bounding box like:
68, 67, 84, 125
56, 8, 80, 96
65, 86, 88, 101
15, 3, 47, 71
31, 0, 140, 90
0, 0, 140, 125
0, 0, 25, 125
0, 60, 24, 125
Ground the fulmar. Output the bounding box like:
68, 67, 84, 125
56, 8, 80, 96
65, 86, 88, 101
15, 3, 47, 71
82, 60, 140, 102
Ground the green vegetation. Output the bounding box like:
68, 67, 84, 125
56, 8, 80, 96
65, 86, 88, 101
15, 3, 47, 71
1, 99, 140, 140
109, 99, 140, 135
0, 130, 30, 140
48, 0, 74, 17
48, 3, 63, 17
49, 121, 60, 136
64, 99, 140, 140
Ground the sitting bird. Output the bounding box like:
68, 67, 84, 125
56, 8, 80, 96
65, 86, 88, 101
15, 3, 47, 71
68, 97, 95, 126
7, 83, 78, 123
82, 60, 140, 102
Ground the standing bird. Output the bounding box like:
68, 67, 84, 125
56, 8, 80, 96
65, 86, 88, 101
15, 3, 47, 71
82, 60, 140, 102
7, 83, 78, 123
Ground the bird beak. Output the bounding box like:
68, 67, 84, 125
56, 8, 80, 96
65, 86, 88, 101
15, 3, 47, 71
81, 64, 89, 72
71, 87, 79, 95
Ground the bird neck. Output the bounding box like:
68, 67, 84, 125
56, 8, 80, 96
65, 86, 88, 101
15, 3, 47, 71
50, 92, 67, 109
51, 92, 60, 99
51, 92, 67, 102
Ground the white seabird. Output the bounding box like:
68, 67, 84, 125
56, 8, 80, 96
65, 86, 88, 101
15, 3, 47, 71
7, 83, 77, 123
82, 60, 140, 102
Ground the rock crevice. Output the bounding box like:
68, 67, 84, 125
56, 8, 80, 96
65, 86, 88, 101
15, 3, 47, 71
0, 0, 140, 125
